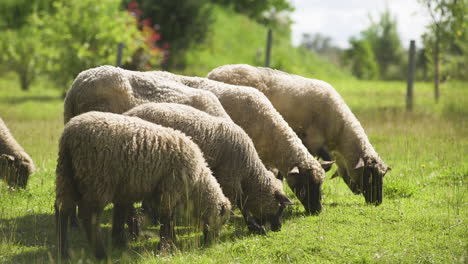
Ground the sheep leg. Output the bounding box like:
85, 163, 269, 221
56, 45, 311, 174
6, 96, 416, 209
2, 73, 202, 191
158, 209, 176, 251
237, 200, 266, 235
141, 199, 159, 225
112, 202, 129, 247
79, 202, 106, 260
126, 205, 141, 239
55, 203, 72, 259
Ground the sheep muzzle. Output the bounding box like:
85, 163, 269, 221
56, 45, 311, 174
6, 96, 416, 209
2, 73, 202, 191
362, 165, 383, 205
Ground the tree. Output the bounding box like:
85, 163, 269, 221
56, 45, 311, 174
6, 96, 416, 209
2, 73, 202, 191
38, 0, 148, 90
0, 0, 51, 29
343, 37, 379, 80
362, 9, 403, 79
122, 0, 213, 70
420, 0, 467, 101
0, 0, 52, 90
300, 33, 342, 66
211, 0, 293, 23
0, 24, 43, 91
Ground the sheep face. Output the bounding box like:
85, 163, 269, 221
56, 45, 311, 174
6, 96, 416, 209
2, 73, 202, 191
0, 154, 30, 188
253, 190, 294, 232
286, 166, 323, 215
346, 157, 390, 205
248, 176, 293, 232
203, 199, 231, 244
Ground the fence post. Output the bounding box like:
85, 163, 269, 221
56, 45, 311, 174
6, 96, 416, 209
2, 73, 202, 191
116, 43, 124, 67
406, 40, 416, 111
265, 28, 273, 67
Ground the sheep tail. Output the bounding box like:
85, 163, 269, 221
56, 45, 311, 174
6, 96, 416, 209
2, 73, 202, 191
55, 146, 79, 258
55, 146, 79, 213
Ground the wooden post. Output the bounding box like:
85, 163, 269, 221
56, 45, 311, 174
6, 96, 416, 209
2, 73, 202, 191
116, 43, 124, 67
434, 26, 440, 102
406, 40, 416, 111
265, 28, 273, 67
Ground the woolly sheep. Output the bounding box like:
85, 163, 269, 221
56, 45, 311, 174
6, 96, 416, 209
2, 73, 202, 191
151, 72, 329, 214
208, 64, 391, 204
63, 65, 231, 124
55, 111, 231, 259
0, 118, 35, 188
125, 103, 293, 233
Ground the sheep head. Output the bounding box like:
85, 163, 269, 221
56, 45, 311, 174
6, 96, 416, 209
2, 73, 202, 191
203, 198, 232, 245
345, 157, 391, 205
286, 165, 327, 215
0, 154, 30, 188
248, 174, 293, 232
253, 190, 294, 232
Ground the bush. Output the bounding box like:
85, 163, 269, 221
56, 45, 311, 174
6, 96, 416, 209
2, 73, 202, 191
38, 0, 150, 90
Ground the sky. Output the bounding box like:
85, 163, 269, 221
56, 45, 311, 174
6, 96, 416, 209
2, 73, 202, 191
290, 0, 432, 49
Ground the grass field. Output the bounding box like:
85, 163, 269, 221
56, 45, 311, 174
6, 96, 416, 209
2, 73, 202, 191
0, 73, 466, 263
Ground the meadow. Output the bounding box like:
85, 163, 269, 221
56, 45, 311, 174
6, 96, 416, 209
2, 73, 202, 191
0, 73, 466, 263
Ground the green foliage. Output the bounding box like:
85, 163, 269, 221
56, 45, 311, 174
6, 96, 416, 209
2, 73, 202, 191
122, 0, 214, 70
344, 9, 404, 80
420, 0, 468, 80
0, 0, 51, 29
36, 0, 146, 90
0, 22, 43, 91
362, 9, 404, 79
342, 37, 379, 80
182, 6, 351, 80
212, 0, 293, 23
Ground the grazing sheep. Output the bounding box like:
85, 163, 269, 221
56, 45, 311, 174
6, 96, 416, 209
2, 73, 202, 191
55, 111, 231, 259
208, 64, 391, 204
125, 103, 293, 233
0, 118, 35, 188
63, 65, 231, 124
150, 72, 328, 214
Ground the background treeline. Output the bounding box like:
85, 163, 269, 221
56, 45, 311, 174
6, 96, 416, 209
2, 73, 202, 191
0, 0, 466, 92
300, 1, 467, 82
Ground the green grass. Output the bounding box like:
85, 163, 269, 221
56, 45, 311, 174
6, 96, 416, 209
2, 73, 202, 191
0, 73, 466, 263
181, 6, 352, 81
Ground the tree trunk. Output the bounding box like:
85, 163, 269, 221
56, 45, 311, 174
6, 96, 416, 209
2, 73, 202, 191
19, 70, 30, 91
434, 26, 440, 102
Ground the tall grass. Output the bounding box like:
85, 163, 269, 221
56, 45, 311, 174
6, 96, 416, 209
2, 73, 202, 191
0, 73, 466, 263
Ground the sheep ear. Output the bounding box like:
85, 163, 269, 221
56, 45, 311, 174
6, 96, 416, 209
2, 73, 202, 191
288, 166, 299, 174
354, 157, 365, 170
275, 191, 295, 206
319, 160, 334, 171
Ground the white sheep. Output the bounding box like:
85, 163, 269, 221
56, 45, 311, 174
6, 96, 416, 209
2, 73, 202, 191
63, 65, 231, 124
0, 118, 35, 188
151, 71, 329, 214
55, 111, 231, 259
125, 103, 293, 233
208, 64, 391, 204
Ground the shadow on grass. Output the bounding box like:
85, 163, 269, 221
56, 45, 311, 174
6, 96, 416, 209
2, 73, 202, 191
1, 206, 283, 262
0, 95, 62, 105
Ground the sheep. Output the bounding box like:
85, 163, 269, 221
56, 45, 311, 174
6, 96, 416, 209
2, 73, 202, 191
207, 64, 391, 205
149, 71, 329, 214
0, 118, 35, 188
63, 65, 231, 124
55, 111, 231, 259
125, 103, 294, 234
